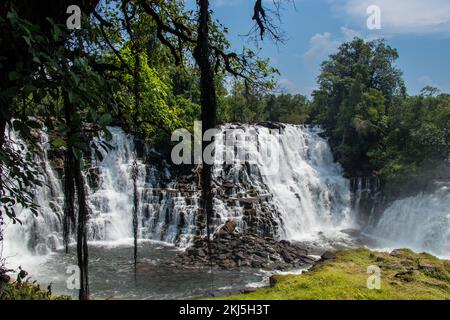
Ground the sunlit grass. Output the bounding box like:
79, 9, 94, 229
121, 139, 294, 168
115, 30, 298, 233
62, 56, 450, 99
218, 248, 450, 300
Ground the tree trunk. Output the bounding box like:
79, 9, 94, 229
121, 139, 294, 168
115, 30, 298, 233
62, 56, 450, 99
63, 147, 76, 253
0, 115, 6, 188
63, 93, 89, 300
132, 160, 139, 276
194, 0, 217, 243
63, 95, 76, 253
74, 159, 89, 300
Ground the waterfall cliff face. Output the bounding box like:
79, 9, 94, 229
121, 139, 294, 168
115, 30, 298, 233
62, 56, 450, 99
365, 185, 450, 258
3, 124, 356, 262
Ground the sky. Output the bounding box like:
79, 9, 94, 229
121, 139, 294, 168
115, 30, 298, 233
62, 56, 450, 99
200, 0, 450, 96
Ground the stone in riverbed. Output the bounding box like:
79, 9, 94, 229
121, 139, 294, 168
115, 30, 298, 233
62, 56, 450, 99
218, 219, 237, 236
234, 252, 247, 261
280, 249, 294, 263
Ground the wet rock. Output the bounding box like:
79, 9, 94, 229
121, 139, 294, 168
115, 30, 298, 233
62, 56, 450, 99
321, 251, 336, 260
218, 219, 237, 236
241, 287, 258, 294
269, 276, 278, 287
257, 121, 285, 130
280, 249, 293, 263
175, 232, 316, 271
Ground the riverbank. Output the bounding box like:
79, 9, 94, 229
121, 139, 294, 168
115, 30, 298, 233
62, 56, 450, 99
218, 248, 450, 300
0, 280, 69, 300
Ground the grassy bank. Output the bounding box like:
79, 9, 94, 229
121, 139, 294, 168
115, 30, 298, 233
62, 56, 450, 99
220, 248, 450, 300
0, 281, 69, 300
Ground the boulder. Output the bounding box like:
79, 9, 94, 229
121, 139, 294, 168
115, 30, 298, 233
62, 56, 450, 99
280, 249, 293, 263
218, 219, 237, 236
321, 251, 336, 260
418, 262, 436, 271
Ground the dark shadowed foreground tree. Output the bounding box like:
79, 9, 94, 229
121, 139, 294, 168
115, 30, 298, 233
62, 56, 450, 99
0, 0, 121, 300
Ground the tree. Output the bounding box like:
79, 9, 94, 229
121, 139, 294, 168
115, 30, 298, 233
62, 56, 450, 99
311, 38, 405, 175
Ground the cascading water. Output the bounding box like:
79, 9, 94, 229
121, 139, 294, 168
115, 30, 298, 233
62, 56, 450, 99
2, 124, 357, 262
258, 125, 353, 239
2, 129, 64, 267
86, 127, 199, 246
365, 185, 450, 258
212, 124, 354, 241
87, 127, 146, 242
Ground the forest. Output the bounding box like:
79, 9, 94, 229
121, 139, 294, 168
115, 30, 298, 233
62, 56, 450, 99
0, 0, 449, 301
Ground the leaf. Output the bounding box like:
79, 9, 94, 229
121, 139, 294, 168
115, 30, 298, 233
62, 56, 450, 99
99, 113, 112, 126
51, 138, 66, 148
95, 149, 104, 162
22, 35, 31, 47
8, 71, 21, 81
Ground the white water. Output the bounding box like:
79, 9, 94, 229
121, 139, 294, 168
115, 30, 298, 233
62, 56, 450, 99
260, 126, 353, 239
365, 185, 450, 258
5, 123, 448, 270
87, 127, 146, 241
1, 129, 64, 269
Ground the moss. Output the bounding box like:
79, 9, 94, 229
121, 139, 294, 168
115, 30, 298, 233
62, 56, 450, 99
0, 281, 70, 300
218, 248, 450, 300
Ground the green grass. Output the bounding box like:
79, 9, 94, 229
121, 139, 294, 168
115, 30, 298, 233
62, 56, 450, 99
219, 248, 450, 300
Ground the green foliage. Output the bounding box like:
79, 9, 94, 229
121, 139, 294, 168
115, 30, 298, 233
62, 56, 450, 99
307, 37, 449, 183
369, 94, 450, 181
1, 281, 70, 300
0, 6, 120, 231
218, 79, 310, 124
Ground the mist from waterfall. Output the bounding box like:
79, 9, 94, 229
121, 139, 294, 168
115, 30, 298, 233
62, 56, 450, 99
365, 185, 450, 258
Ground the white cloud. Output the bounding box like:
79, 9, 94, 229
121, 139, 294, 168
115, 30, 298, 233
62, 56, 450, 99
332, 0, 450, 35
417, 75, 448, 91
340, 26, 361, 40
303, 32, 339, 65
303, 27, 362, 66
277, 78, 301, 93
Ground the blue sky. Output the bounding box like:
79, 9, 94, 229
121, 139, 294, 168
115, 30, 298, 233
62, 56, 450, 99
202, 0, 450, 96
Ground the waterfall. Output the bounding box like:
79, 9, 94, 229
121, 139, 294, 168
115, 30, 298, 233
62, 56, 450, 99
212, 124, 354, 240
86, 127, 199, 246
86, 127, 147, 242
258, 125, 353, 239
350, 176, 381, 225
2, 129, 64, 267
365, 185, 450, 258
2, 124, 356, 264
